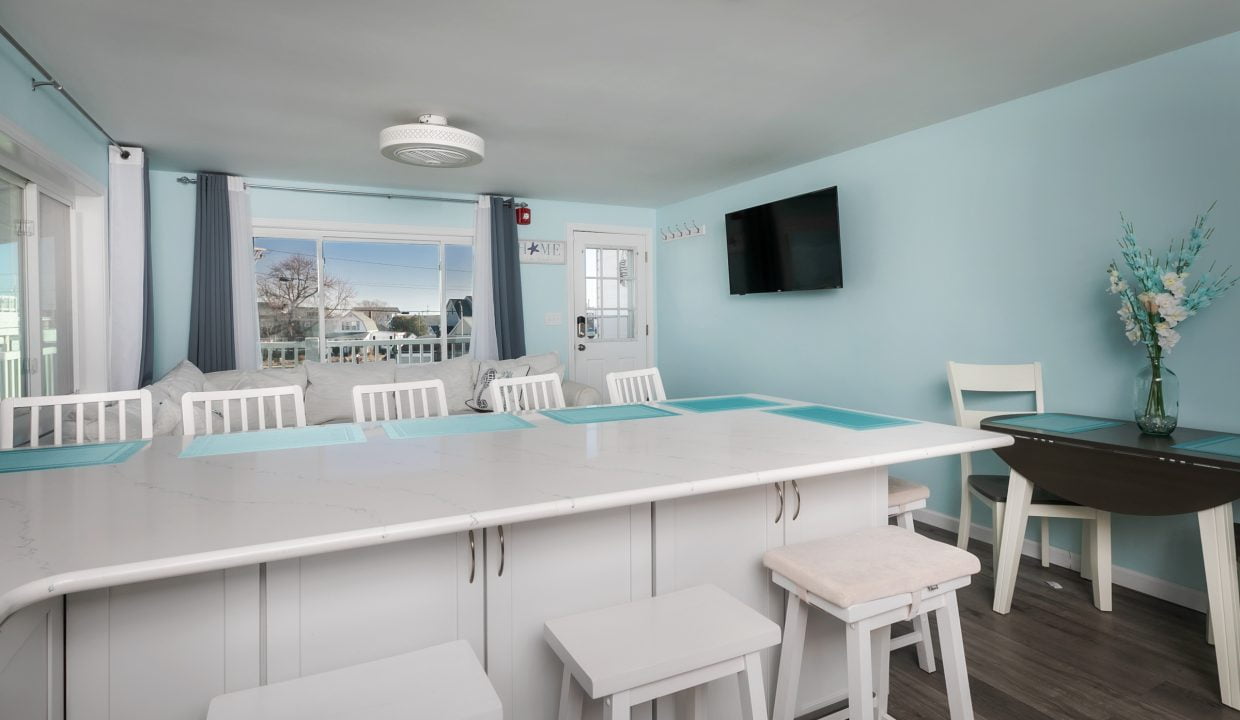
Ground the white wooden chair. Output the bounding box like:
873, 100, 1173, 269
352, 379, 449, 422
545, 584, 779, 720
948, 361, 1112, 611
489, 373, 566, 414
887, 476, 937, 674
766, 526, 980, 720
0, 389, 154, 449
206, 640, 501, 720
605, 368, 667, 404
180, 385, 306, 436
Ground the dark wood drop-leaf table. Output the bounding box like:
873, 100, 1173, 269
981, 414, 1240, 710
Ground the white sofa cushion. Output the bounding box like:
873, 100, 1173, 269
204, 366, 308, 392
305, 362, 396, 425
395, 356, 478, 415
146, 360, 206, 435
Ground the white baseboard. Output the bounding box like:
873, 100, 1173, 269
913, 508, 1209, 613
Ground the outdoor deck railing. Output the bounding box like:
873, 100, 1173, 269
259, 337, 471, 368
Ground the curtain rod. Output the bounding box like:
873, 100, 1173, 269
0, 22, 131, 159
174, 176, 529, 206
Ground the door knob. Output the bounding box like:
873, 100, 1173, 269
577, 344, 586, 351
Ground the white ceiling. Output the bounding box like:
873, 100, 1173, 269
4, 1, 1240, 206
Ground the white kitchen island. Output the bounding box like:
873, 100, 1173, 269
0, 397, 1010, 720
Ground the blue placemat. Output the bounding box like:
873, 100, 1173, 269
1173, 435, 1240, 459
766, 405, 917, 430
181, 424, 366, 458
662, 396, 787, 413
989, 413, 1123, 434
541, 404, 679, 425
382, 413, 535, 440
0, 440, 149, 473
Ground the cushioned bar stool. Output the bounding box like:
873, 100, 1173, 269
887, 476, 937, 674
545, 584, 780, 720
205, 640, 501, 720
765, 526, 981, 720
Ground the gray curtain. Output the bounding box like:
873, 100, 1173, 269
490, 196, 525, 360
187, 172, 236, 372
138, 155, 154, 386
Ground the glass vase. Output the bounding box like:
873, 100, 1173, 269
1134, 351, 1179, 436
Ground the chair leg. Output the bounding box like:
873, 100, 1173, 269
991, 501, 1005, 578
1092, 511, 1113, 612
772, 591, 808, 720
956, 483, 973, 549
738, 651, 768, 720
1209, 608, 1215, 646
680, 685, 708, 720
558, 666, 585, 720
896, 510, 915, 532
846, 622, 875, 720
912, 609, 937, 674
603, 691, 631, 720
874, 624, 892, 718
1040, 517, 1051, 568
1081, 520, 1094, 581
936, 592, 975, 720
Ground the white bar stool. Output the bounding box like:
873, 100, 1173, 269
544, 584, 781, 720
765, 526, 981, 720
205, 640, 501, 720
886, 476, 937, 674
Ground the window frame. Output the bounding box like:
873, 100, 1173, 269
250, 218, 473, 364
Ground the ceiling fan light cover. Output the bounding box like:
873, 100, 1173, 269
380, 114, 484, 168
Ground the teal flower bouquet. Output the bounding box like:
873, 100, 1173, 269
1107, 205, 1235, 435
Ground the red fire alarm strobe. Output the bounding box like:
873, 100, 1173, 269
515, 204, 531, 225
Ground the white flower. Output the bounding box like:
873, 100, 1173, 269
1154, 293, 1190, 327
1126, 326, 1143, 343
1155, 322, 1181, 351
1161, 271, 1188, 298
1107, 269, 1128, 294
1137, 291, 1159, 313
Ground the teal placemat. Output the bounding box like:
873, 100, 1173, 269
181, 424, 366, 458
662, 396, 787, 413
1173, 435, 1240, 459
989, 413, 1122, 434
541, 404, 679, 425
766, 405, 916, 430
382, 413, 535, 440
0, 440, 148, 473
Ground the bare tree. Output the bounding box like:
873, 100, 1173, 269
257, 255, 356, 339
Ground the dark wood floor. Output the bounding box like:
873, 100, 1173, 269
884, 524, 1240, 720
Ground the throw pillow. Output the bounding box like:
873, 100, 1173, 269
395, 355, 478, 414
467, 362, 529, 412
304, 361, 396, 425
145, 359, 206, 435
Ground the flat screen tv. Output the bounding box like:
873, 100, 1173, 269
725, 186, 842, 295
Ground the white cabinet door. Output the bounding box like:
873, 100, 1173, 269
0, 597, 63, 720
486, 505, 652, 720
651, 483, 785, 720
782, 468, 886, 717
266, 531, 484, 682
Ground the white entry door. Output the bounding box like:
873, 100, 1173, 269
568, 227, 651, 396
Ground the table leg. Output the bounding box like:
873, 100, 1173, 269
992, 470, 1033, 614
1198, 503, 1240, 709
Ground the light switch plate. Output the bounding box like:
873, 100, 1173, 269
544, 312, 562, 326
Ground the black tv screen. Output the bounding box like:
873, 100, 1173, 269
725, 186, 842, 295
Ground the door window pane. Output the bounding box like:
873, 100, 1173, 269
37, 194, 72, 395
583, 247, 635, 341
0, 173, 25, 399
254, 237, 319, 367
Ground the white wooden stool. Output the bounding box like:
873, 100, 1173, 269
886, 476, 937, 674
544, 584, 781, 720
205, 640, 501, 720
764, 526, 981, 720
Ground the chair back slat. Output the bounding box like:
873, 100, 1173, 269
606, 368, 666, 404
181, 386, 306, 436
0, 389, 155, 449
352, 380, 449, 423
489, 373, 566, 414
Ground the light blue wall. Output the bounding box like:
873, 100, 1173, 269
655, 31, 1240, 593
148, 171, 652, 376
0, 36, 108, 183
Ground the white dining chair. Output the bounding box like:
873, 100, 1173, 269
489, 373, 565, 414
948, 361, 1112, 611
352, 379, 449, 422
181, 385, 306, 436
0, 389, 154, 449
605, 368, 667, 404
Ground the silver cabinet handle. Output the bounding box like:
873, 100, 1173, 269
498, 525, 506, 577
468, 529, 476, 584
792, 480, 801, 521
774, 483, 784, 524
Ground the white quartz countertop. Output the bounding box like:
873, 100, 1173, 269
0, 397, 1011, 624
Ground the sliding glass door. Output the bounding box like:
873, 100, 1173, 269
0, 169, 26, 399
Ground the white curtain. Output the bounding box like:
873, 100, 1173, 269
228, 177, 260, 370
470, 195, 499, 361
107, 146, 146, 390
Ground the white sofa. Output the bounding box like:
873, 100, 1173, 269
144, 352, 601, 436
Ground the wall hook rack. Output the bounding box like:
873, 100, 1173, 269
660, 220, 706, 242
